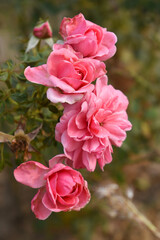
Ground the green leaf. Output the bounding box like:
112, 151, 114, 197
23, 54, 41, 65
27, 85, 36, 97
43, 122, 52, 133
16, 73, 26, 81
10, 75, 18, 88
11, 92, 28, 103
7, 60, 14, 69
0, 71, 8, 81
48, 105, 59, 113
0, 102, 5, 114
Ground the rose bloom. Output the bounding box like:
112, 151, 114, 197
24, 48, 106, 104
14, 155, 90, 220
60, 13, 117, 61
33, 21, 52, 39
55, 75, 132, 172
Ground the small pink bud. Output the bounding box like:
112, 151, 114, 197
33, 21, 52, 39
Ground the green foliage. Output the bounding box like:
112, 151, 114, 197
0, 43, 63, 168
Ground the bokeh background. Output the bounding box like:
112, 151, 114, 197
0, 0, 160, 239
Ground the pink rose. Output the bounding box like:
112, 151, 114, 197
33, 21, 52, 39
60, 13, 117, 61
24, 48, 106, 104
55, 75, 132, 172
14, 155, 90, 220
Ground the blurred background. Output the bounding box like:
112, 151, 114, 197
0, 0, 160, 239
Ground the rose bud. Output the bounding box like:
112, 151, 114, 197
33, 21, 52, 39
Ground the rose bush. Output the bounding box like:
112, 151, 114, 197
14, 155, 90, 220
24, 48, 106, 104
11, 12, 133, 220
60, 13, 117, 61
55, 75, 132, 171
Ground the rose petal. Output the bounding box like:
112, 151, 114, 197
24, 65, 53, 86
61, 130, 81, 152
49, 154, 69, 168
56, 171, 75, 196
95, 75, 108, 97
31, 188, 51, 220
60, 13, 87, 38
14, 161, 49, 188
47, 88, 83, 104
42, 192, 60, 212
73, 180, 91, 210
82, 151, 97, 172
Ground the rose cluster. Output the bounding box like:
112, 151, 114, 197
14, 13, 132, 220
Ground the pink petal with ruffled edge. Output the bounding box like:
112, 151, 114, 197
47, 88, 83, 104
55, 110, 77, 142
94, 31, 117, 61
60, 13, 87, 38
14, 161, 49, 188
103, 31, 117, 48
97, 146, 113, 170
73, 180, 91, 210
31, 188, 51, 220
82, 151, 97, 172
61, 130, 82, 152
67, 115, 89, 139
49, 154, 73, 169
82, 137, 100, 153
42, 191, 60, 212
49, 154, 67, 168
56, 171, 76, 196
94, 75, 108, 97
24, 65, 52, 86
47, 48, 78, 76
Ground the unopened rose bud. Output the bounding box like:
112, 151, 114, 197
33, 21, 52, 39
